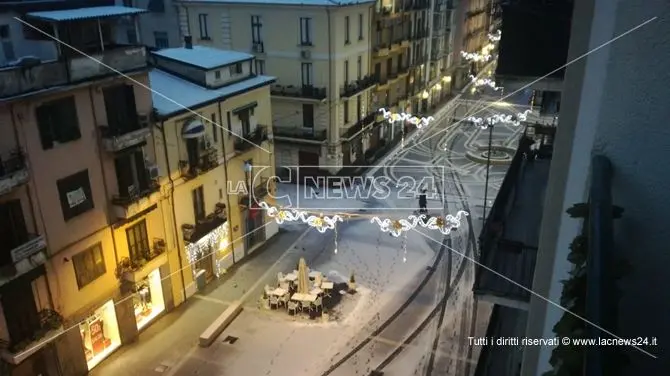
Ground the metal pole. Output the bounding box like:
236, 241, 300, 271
482, 124, 493, 223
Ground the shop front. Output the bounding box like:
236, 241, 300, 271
79, 300, 121, 370
132, 268, 166, 330
186, 219, 231, 281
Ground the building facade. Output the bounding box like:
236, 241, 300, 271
148, 40, 279, 298
0, 5, 182, 376
116, 0, 183, 49
176, 0, 381, 173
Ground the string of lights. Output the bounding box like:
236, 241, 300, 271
468, 74, 502, 91
258, 202, 469, 238
488, 30, 502, 42
379, 108, 436, 129
460, 51, 492, 62
466, 109, 532, 129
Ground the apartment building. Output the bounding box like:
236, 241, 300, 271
148, 38, 279, 298
462, 0, 492, 72
176, 0, 378, 173
116, 0, 182, 49
0, 6, 183, 375
475, 1, 668, 376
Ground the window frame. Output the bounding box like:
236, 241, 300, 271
299, 17, 312, 46
301, 62, 313, 87
345, 16, 350, 44
154, 31, 169, 49
251, 15, 262, 44
198, 14, 210, 39
126, 219, 150, 262
255, 59, 265, 75
358, 13, 364, 40
357, 55, 362, 79
35, 96, 81, 150
73, 243, 106, 289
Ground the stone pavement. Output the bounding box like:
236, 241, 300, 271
89, 227, 309, 376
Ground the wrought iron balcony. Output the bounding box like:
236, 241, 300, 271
272, 127, 327, 142
99, 114, 151, 152
0, 45, 147, 99
234, 125, 269, 152
179, 147, 219, 179
111, 178, 161, 219
182, 205, 228, 243
341, 112, 376, 140
0, 149, 28, 196
270, 85, 327, 101
340, 74, 378, 98
0, 308, 63, 365
239, 177, 272, 206
115, 238, 168, 283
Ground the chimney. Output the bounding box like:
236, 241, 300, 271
184, 35, 193, 49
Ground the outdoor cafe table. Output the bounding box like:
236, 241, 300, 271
310, 288, 323, 295
270, 288, 288, 296
284, 273, 298, 282
291, 293, 317, 303
321, 281, 334, 289
308, 271, 322, 279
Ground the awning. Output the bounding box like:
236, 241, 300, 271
26, 6, 147, 22
182, 119, 205, 139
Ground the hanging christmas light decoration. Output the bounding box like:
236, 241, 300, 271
460, 51, 492, 62
488, 30, 502, 42
466, 109, 532, 129
185, 221, 229, 266
469, 74, 501, 91
420, 211, 470, 235
379, 108, 435, 129
305, 213, 343, 233
371, 215, 425, 237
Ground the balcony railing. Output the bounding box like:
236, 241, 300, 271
182, 206, 228, 243
413, 28, 428, 39
115, 238, 167, 282
340, 74, 378, 98
99, 114, 151, 152
179, 147, 219, 178
111, 179, 160, 207
239, 177, 271, 205
270, 84, 327, 100
0, 309, 63, 364
341, 112, 376, 140
272, 127, 327, 142
0, 45, 147, 99
234, 125, 269, 152
0, 149, 28, 196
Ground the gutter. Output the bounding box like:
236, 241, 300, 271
217, 100, 236, 264
326, 8, 334, 153
157, 120, 188, 302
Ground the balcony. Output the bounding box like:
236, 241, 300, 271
270, 84, 327, 101
398, 64, 410, 77
0, 234, 47, 289
111, 179, 161, 219
182, 204, 228, 243
0, 309, 64, 365
341, 112, 375, 140
179, 147, 219, 178
99, 114, 151, 152
0, 45, 147, 99
413, 28, 428, 40
272, 127, 327, 143
340, 74, 378, 99
473, 130, 554, 310
0, 149, 28, 196
373, 44, 390, 57
234, 125, 269, 152
239, 177, 272, 206
115, 238, 168, 283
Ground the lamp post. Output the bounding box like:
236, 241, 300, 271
482, 123, 494, 224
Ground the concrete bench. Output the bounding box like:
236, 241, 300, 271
198, 301, 243, 347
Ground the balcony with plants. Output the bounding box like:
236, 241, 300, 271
111, 151, 162, 219
115, 238, 168, 284
179, 138, 219, 179
0, 308, 63, 365
181, 203, 228, 244
234, 125, 269, 153
0, 148, 29, 196
270, 84, 327, 101
340, 74, 379, 99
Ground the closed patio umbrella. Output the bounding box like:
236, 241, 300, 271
297, 257, 310, 294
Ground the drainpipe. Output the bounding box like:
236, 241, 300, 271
88, 87, 119, 267
158, 120, 187, 302
424, 0, 436, 89
217, 101, 235, 264
327, 8, 335, 166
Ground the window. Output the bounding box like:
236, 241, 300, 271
0, 200, 28, 266
214, 70, 221, 79
154, 31, 169, 49
126, 220, 150, 261
57, 169, 94, 221
344, 60, 349, 84
114, 150, 149, 198
229, 63, 243, 75
357, 95, 362, 122
126, 29, 138, 45
345, 16, 350, 44
103, 84, 139, 134
1, 25, 14, 60
198, 14, 209, 39
344, 100, 349, 124
251, 16, 262, 44
301, 63, 313, 86
211, 113, 218, 142
73, 243, 106, 289
35, 96, 81, 150
148, 0, 165, 12
299, 17, 312, 45
192, 186, 205, 221
255, 59, 265, 75
357, 56, 362, 79
302, 104, 314, 128
358, 14, 363, 40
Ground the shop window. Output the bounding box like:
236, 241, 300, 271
126, 220, 150, 262
79, 300, 121, 370
133, 268, 165, 330
57, 169, 94, 221
73, 243, 106, 289
35, 96, 81, 150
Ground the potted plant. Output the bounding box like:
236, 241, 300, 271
182, 224, 195, 240
348, 271, 356, 291
115, 257, 133, 280
178, 160, 189, 175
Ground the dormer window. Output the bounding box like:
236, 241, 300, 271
230, 63, 243, 75
214, 70, 221, 79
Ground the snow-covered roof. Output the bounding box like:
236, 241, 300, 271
152, 46, 253, 70
149, 69, 276, 117
26, 6, 147, 22
177, 0, 375, 7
